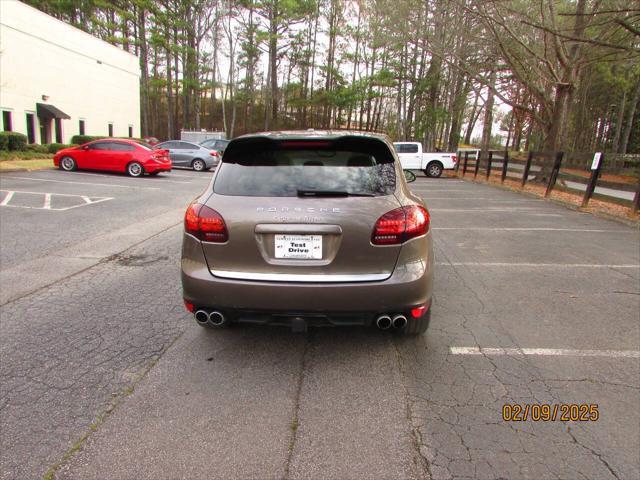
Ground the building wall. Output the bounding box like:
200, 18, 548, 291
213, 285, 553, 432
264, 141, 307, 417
0, 0, 140, 144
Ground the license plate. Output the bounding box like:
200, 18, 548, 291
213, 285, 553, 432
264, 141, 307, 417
274, 235, 322, 259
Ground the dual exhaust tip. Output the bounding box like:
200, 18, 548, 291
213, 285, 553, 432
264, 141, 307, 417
376, 314, 407, 330
195, 309, 227, 327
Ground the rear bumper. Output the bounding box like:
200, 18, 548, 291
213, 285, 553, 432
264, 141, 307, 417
204, 158, 218, 168
145, 164, 172, 173
440, 160, 456, 170
181, 233, 433, 316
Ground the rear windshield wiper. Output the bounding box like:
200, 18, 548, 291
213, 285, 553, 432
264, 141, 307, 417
297, 189, 375, 197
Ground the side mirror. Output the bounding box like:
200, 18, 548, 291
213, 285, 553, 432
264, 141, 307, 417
82, 145, 89, 150
404, 170, 416, 183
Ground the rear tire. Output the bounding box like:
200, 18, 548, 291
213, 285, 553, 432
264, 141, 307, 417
127, 162, 144, 177
192, 159, 206, 172
425, 162, 443, 178
60, 156, 77, 171
400, 310, 431, 335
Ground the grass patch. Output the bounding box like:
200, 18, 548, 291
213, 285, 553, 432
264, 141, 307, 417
0, 150, 53, 161
0, 158, 54, 171
288, 418, 299, 453
41, 384, 138, 480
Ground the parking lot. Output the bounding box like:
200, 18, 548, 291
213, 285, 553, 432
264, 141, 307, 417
0, 170, 638, 479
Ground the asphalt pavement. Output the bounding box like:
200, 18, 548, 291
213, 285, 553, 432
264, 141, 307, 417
0, 169, 638, 479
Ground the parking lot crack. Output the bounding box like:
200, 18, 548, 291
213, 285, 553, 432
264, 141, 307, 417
393, 338, 433, 480
567, 426, 621, 480
282, 332, 311, 480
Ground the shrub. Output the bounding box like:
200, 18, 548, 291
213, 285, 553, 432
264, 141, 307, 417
0, 132, 28, 151
25, 144, 49, 153
47, 143, 72, 154
70, 135, 106, 145
9, 132, 28, 151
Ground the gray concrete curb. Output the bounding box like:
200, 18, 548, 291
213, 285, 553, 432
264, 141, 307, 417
0, 166, 55, 174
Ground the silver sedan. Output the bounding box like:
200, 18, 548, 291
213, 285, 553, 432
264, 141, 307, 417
154, 141, 219, 171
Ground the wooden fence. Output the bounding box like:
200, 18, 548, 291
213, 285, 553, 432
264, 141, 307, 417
456, 149, 640, 213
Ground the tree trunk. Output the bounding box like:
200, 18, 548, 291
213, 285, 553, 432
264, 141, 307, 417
264, 59, 271, 130
524, 115, 534, 151
480, 69, 496, 154
423, 0, 445, 151
308, 2, 320, 127
543, 83, 572, 152
447, 70, 467, 151
323, 0, 338, 128
543, 0, 585, 153
137, 5, 150, 137
166, 45, 174, 140
211, 14, 219, 131
620, 81, 640, 154
346, 2, 362, 129
268, 4, 279, 127
464, 91, 479, 144
243, 5, 256, 132
173, 25, 180, 135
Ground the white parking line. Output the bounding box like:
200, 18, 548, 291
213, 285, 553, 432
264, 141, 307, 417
50, 171, 194, 185
1, 189, 108, 197
450, 346, 640, 359
422, 197, 541, 202
433, 227, 636, 233
436, 262, 640, 268
414, 179, 469, 183
0, 191, 14, 206
430, 208, 547, 212
165, 171, 207, 178
411, 189, 473, 192
0, 189, 113, 211
59, 171, 125, 180
2, 176, 160, 190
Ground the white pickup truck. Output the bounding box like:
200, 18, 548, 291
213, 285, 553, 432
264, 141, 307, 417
393, 142, 457, 177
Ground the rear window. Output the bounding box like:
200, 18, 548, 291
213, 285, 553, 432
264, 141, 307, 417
395, 143, 419, 153
110, 142, 135, 151
213, 138, 396, 197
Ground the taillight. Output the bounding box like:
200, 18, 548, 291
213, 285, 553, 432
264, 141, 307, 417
210, 150, 218, 157
371, 205, 430, 245
411, 305, 428, 318
184, 202, 228, 242
452, 155, 457, 164
184, 300, 195, 313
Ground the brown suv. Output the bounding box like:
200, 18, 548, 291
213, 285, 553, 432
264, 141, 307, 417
181, 131, 433, 335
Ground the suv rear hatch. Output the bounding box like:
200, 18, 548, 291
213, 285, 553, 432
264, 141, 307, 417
199, 135, 403, 282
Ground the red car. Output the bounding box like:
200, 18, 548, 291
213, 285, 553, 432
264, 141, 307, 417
53, 139, 171, 177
